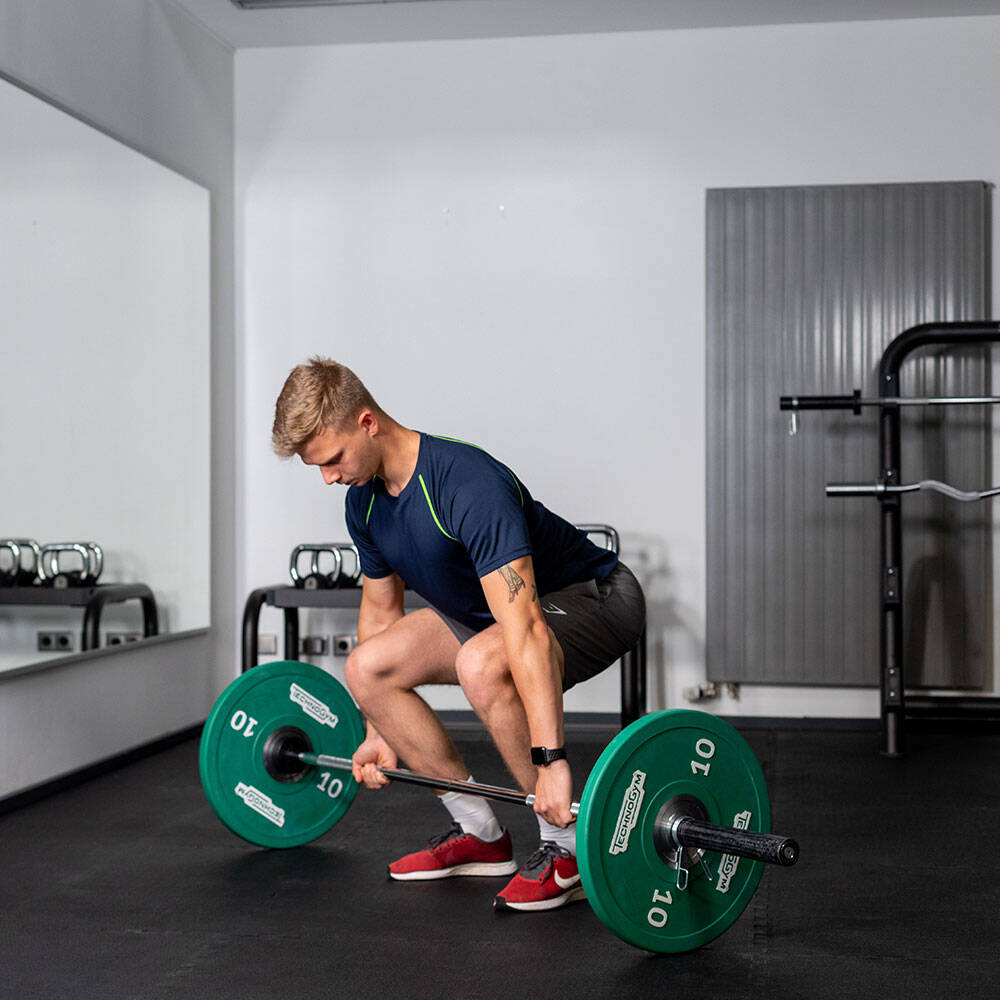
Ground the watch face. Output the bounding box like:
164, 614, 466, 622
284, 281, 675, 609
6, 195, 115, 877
532, 746, 566, 765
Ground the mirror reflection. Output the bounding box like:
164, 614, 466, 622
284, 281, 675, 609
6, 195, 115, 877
0, 75, 210, 672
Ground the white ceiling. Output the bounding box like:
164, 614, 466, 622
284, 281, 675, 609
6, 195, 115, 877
166, 0, 1000, 50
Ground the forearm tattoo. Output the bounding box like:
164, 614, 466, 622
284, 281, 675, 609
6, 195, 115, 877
498, 564, 526, 603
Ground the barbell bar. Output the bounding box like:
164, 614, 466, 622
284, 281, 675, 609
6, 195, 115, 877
281, 748, 798, 868
199, 660, 800, 953
780, 390, 1000, 411
827, 480, 1000, 502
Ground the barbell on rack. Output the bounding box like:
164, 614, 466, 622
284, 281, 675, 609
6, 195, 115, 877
199, 660, 799, 954
827, 480, 1000, 502
779, 389, 1000, 436
780, 389, 1000, 412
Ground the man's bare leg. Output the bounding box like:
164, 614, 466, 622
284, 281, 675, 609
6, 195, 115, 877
348, 609, 515, 876
344, 608, 469, 781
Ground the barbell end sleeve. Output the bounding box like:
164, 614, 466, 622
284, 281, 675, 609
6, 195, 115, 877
297, 751, 354, 771
673, 817, 800, 867
826, 482, 883, 497
779, 394, 860, 411
778, 840, 800, 866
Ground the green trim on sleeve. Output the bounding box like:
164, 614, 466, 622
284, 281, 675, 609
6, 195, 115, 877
431, 434, 485, 451
365, 488, 376, 526
431, 434, 524, 508
418, 474, 459, 541
506, 469, 524, 507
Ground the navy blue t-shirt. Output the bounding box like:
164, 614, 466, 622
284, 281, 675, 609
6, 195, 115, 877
344, 433, 618, 632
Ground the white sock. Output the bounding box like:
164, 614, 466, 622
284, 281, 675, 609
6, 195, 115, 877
537, 816, 577, 856
440, 776, 503, 843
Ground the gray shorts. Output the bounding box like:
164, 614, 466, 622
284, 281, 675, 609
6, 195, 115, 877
435, 562, 646, 690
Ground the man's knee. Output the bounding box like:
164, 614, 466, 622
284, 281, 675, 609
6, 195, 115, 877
344, 638, 398, 701
454, 639, 512, 708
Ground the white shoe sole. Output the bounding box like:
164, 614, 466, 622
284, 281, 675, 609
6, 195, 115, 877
389, 859, 519, 881
493, 886, 587, 911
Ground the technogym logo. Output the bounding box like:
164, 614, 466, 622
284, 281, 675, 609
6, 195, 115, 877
608, 770, 647, 856
290, 684, 339, 728
235, 783, 286, 828
715, 810, 752, 894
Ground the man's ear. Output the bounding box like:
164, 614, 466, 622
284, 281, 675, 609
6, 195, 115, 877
358, 409, 378, 436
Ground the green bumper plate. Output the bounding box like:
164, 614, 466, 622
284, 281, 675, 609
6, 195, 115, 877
199, 660, 365, 848
577, 710, 770, 953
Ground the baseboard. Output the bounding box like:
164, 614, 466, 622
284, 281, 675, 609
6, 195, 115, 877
439, 710, 620, 737
443, 711, 884, 735
0, 722, 203, 816
720, 716, 880, 732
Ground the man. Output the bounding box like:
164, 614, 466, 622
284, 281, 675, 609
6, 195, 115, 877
272, 358, 645, 911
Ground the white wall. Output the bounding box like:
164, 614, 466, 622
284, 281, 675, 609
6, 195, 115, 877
237, 16, 1000, 719
0, 0, 234, 798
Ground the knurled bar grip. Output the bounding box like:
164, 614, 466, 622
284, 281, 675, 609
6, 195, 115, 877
297, 752, 796, 867
672, 817, 799, 867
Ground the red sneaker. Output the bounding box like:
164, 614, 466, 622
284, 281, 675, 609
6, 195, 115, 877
493, 842, 586, 911
388, 824, 518, 881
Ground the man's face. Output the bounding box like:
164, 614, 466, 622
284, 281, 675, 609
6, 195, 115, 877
299, 419, 377, 487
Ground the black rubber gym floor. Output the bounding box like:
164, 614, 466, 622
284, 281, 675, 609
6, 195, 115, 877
2, 723, 998, 999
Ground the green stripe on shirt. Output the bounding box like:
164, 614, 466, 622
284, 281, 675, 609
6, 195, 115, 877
418, 474, 458, 541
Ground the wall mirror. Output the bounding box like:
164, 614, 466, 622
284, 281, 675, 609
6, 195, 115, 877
0, 73, 211, 672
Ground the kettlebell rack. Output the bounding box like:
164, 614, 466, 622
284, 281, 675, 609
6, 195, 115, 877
0, 538, 159, 652
781, 321, 1000, 757
0, 585, 159, 652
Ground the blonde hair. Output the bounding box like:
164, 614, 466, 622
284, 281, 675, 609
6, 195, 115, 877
272, 358, 382, 457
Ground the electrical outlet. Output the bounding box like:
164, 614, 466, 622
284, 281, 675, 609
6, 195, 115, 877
106, 632, 143, 646
333, 634, 358, 656
299, 635, 329, 656
37, 631, 75, 653
258, 633, 278, 655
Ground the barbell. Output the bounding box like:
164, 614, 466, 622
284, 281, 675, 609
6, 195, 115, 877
199, 660, 799, 954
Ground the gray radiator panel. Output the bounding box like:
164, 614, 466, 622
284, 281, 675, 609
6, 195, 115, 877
706, 182, 991, 687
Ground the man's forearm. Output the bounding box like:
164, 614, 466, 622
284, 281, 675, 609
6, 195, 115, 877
357, 606, 404, 644
506, 621, 564, 750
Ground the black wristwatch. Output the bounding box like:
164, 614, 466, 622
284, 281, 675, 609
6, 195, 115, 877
530, 745, 567, 767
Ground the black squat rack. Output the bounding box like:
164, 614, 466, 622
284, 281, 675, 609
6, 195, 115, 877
782, 321, 1000, 756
